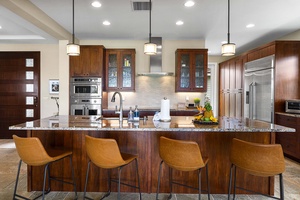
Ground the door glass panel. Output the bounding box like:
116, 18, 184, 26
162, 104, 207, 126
26, 109, 34, 117
26, 84, 34, 92
26, 121, 34, 127
195, 54, 204, 88
26, 96, 34, 105
25, 58, 34, 67
108, 54, 117, 87
26, 71, 34, 80
180, 54, 190, 88
122, 54, 132, 88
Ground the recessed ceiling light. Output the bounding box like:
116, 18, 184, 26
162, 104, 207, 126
184, 1, 195, 7
91, 1, 101, 8
103, 21, 110, 25
176, 21, 184, 25
0, 26, 2, 29
246, 23, 255, 28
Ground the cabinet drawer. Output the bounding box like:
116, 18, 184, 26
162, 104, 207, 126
276, 114, 297, 127
276, 132, 298, 157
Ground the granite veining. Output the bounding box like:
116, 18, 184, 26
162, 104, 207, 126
9, 115, 295, 132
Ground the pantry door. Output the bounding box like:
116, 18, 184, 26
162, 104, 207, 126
0, 52, 40, 139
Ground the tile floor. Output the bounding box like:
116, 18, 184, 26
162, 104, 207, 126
1, 139, 300, 200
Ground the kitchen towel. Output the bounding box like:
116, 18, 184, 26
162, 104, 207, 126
160, 97, 171, 121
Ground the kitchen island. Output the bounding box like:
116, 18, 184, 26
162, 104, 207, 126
9, 115, 294, 195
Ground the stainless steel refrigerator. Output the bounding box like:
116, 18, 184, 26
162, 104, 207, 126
244, 55, 275, 123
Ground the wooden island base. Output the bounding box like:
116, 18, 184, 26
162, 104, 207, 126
27, 129, 275, 195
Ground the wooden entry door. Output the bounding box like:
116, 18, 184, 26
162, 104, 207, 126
0, 52, 40, 139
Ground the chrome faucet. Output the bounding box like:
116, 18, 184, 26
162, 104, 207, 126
111, 92, 123, 122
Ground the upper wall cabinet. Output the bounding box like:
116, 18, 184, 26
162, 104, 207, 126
69, 45, 104, 77
175, 49, 208, 92
105, 49, 135, 91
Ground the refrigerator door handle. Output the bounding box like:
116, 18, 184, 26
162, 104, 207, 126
252, 82, 256, 120
249, 82, 253, 119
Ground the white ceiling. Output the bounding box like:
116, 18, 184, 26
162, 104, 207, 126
1, 0, 300, 56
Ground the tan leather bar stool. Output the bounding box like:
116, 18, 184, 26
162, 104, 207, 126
156, 136, 210, 200
12, 135, 77, 200
228, 138, 285, 200
83, 135, 142, 200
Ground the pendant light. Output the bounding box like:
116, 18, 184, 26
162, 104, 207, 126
222, 0, 235, 56
144, 0, 157, 55
67, 0, 80, 56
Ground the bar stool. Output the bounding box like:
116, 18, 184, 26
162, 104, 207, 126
228, 138, 285, 200
12, 135, 77, 200
83, 135, 142, 200
156, 136, 210, 200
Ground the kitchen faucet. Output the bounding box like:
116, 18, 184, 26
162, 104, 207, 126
111, 92, 123, 122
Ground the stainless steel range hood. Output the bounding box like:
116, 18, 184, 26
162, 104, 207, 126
138, 37, 174, 76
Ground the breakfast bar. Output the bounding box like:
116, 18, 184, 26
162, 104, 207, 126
9, 115, 295, 195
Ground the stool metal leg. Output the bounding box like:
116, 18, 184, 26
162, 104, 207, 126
135, 159, 142, 200
206, 163, 210, 200
233, 165, 237, 200
228, 164, 234, 200
167, 167, 172, 200
69, 156, 77, 199
156, 160, 163, 200
117, 166, 124, 200
198, 168, 202, 200
83, 161, 93, 200
42, 164, 50, 200
13, 160, 24, 200
279, 173, 284, 200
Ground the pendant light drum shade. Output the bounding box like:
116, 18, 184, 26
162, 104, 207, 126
67, 0, 80, 56
67, 44, 80, 56
222, 43, 235, 56
144, 42, 157, 55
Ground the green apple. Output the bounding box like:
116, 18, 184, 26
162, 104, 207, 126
204, 117, 210, 121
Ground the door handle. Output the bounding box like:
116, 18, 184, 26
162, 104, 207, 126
34, 96, 38, 107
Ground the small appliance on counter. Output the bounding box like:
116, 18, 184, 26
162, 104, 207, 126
285, 100, 300, 114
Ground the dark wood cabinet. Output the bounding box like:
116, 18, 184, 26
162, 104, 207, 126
219, 55, 245, 117
175, 49, 208, 92
69, 45, 104, 77
275, 113, 300, 161
105, 49, 135, 91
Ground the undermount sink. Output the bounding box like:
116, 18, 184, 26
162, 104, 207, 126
101, 117, 128, 120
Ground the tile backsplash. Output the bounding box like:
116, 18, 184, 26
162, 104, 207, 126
107, 76, 206, 110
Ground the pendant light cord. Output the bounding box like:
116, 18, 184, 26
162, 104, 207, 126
72, 0, 75, 44
227, 0, 230, 44
149, 0, 152, 43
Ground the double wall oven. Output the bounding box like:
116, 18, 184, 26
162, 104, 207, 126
70, 77, 102, 116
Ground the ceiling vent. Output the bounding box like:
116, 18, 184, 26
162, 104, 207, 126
132, 1, 150, 11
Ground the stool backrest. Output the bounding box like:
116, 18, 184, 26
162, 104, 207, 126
85, 135, 126, 168
13, 135, 52, 166
230, 138, 285, 177
159, 136, 205, 171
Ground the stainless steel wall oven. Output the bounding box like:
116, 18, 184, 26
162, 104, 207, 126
70, 77, 102, 97
70, 77, 102, 116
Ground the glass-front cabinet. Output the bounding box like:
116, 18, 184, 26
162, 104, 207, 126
105, 49, 135, 91
175, 49, 208, 92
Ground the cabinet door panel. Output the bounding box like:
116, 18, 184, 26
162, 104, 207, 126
69, 45, 104, 77
175, 49, 207, 92
105, 49, 135, 91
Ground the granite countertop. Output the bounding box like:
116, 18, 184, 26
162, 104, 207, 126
9, 115, 295, 132
276, 112, 300, 118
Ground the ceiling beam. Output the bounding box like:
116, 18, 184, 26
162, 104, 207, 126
0, 0, 72, 41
